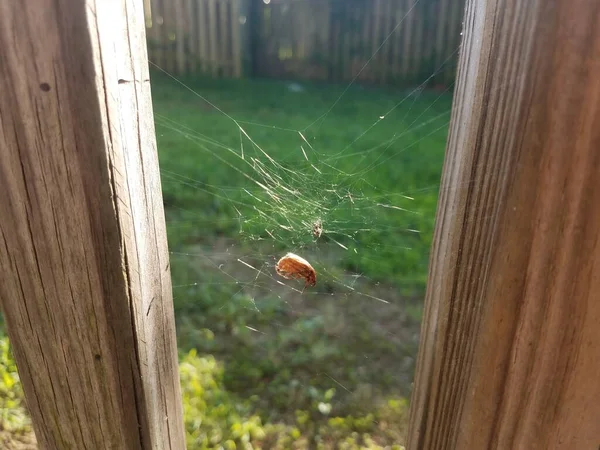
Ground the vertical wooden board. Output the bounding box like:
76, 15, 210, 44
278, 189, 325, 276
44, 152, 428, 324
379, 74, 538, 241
0, 0, 185, 448
444, 0, 464, 84
173, 0, 186, 73
411, 0, 423, 80
275, 1, 286, 77
425, 0, 439, 80
421, 0, 432, 72
162, 0, 176, 71
219, 0, 230, 76
435, 0, 449, 69
231, 0, 242, 77
360, 0, 371, 81
390, 0, 402, 79
185, 0, 197, 73
207, 0, 218, 76
329, 2, 340, 81
340, 2, 350, 80
239, 0, 253, 76
379, 0, 395, 83
370, 0, 382, 82
253, 0, 264, 77
99, 1, 185, 444
356, 1, 366, 79
416, 0, 429, 81
143, 0, 154, 61
321, 0, 330, 79
296, 1, 311, 71
150, 0, 165, 67
401, 0, 414, 78
407, 0, 600, 448
350, 1, 360, 80
197, 0, 209, 74
376, 0, 390, 83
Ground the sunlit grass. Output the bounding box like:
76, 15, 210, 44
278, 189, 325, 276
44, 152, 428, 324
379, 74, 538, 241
152, 71, 450, 447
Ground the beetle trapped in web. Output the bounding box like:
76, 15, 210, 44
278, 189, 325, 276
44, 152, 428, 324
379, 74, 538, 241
276, 253, 317, 287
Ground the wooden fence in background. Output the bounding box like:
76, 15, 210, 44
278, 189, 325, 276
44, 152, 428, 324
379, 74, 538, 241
145, 0, 243, 77
144, 0, 464, 86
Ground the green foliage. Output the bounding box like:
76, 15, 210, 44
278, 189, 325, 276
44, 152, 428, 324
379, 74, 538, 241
260, 395, 409, 449
0, 334, 409, 448
154, 73, 444, 447
180, 348, 267, 449
0, 335, 31, 434
152, 71, 449, 292
180, 347, 410, 448
175, 283, 419, 420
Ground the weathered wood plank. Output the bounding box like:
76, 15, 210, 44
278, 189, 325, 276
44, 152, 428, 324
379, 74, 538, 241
231, 0, 242, 77
207, 0, 219, 76
401, 0, 415, 78
407, 0, 600, 448
174, 0, 186, 73
219, 0, 230, 76
197, 0, 209, 74
0, 0, 185, 448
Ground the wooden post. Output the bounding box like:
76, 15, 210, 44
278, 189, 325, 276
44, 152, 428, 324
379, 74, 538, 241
408, 0, 600, 449
0, 1, 186, 449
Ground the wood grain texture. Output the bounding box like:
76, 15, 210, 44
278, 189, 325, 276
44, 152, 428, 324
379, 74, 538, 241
407, 0, 600, 449
0, 0, 185, 448
174, 0, 186, 73
207, 0, 219, 76
231, 0, 242, 77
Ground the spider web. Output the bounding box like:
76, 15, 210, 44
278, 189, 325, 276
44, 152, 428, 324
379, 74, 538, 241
152, 62, 455, 298
149, 0, 467, 430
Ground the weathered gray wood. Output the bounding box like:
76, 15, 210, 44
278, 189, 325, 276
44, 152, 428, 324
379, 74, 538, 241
407, 0, 600, 448
0, 1, 185, 448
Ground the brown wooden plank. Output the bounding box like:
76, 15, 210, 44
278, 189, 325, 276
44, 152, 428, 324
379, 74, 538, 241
219, 0, 230, 76
0, 0, 185, 448
163, 0, 177, 71
185, 0, 196, 73
391, 0, 404, 79
342, 1, 353, 80
143, 0, 154, 62
330, 1, 341, 81
197, 0, 209, 74
435, 0, 449, 70
371, 0, 382, 82
231, 0, 242, 77
149, 0, 165, 67
322, 0, 331, 79
407, 0, 600, 448
207, 0, 218, 76
379, 0, 394, 84
411, 0, 424, 79
443, 0, 465, 84
401, 0, 415, 78
173, 0, 186, 73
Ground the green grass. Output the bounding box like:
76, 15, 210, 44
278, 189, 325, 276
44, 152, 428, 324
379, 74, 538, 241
152, 71, 451, 447
153, 71, 451, 290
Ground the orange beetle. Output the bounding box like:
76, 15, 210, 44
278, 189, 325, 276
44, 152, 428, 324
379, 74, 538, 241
275, 253, 317, 287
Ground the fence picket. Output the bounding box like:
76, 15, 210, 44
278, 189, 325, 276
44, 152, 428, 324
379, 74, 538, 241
144, 0, 464, 86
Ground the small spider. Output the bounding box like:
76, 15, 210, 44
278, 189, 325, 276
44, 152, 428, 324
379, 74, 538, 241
312, 219, 323, 239
276, 253, 317, 287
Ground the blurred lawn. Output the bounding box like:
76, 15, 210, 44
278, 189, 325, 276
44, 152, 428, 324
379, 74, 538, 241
153, 71, 451, 291
151, 71, 452, 447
